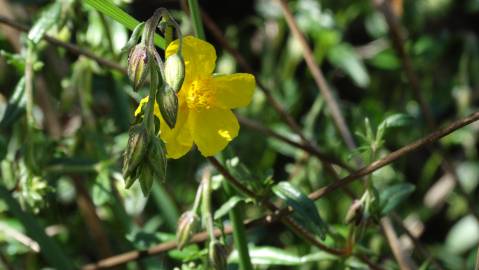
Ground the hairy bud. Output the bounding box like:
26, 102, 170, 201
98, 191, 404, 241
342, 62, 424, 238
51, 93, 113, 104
209, 241, 227, 270
147, 137, 167, 182
164, 53, 185, 93
123, 124, 149, 186
157, 85, 178, 129
176, 211, 200, 250
128, 44, 150, 90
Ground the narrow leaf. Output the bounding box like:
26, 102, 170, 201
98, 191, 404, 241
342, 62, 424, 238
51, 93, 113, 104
272, 182, 327, 239
84, 0, 165, 48
380, 183, 416, 215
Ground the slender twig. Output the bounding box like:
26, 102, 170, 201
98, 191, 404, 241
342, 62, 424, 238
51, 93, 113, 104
380, 217, 417, 270
237, 115, 353, 171
275, 0, 357, 152
391, 214, 446, 270
308, 111, 479, 200
208, 157, 348, 256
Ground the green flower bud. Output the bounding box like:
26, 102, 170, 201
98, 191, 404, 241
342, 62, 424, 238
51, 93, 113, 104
138, 163, 154, 196
164, 53, 185, 93
176, 211, 200, 250
128, 44, 150, 90
123, 124, 149, 186
147, 137, 167, 182
157, 85, 178, 129
209, 241, 227, 270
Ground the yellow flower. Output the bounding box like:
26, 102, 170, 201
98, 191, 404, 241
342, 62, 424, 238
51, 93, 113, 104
135, 36, 255, 159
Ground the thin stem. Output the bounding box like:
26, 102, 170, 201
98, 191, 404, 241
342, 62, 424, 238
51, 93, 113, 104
201, 169, 215, 241
223, 182, 253, 270
187, 0, 205, 39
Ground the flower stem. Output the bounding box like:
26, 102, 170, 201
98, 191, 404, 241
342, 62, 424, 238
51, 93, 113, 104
201, 170, 215, 241
187, 0, 205, 39
223, 182, 253, 270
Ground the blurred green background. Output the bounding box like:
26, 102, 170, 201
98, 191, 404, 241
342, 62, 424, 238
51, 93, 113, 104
1, 0, 479, 269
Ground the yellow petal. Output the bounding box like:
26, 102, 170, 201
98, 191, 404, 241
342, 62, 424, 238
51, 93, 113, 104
191, 108, 239, 157
134, 96, 161, 117
134, 96, 192, 159
166, 36, 216, 83
209, 73, 256, 109
160, 104, 193, 159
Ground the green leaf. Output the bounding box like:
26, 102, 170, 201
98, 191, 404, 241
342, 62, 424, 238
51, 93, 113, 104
379, 183, 416, 215
214, 195, 249, 220
84, 0, 165, 48
28, 3, 62, 43
328, 43, 370, 88
272, 182, 327, 239
0, 77, 26, 129
229, 246, 337, 266
0, 185, 74, 270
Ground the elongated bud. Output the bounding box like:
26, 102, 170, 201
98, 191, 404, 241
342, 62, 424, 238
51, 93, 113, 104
123, 124, 149, 186
209, 241, 227, 270
345, 199, 363, 225
147, 137, 167, 182
138, 163, 154, 196
128, 44, 150, 90
121, 22, 145, 54
157, 85, 178, 129
164, 53, 185, 93
176, 211, 200, 250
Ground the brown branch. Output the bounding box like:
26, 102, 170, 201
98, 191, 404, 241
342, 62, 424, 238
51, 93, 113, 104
237, 115, 353, 171
380, 217, 417, 270
275, 0, 357, 152
308, 111, 479, 201
391, 214, 446, 270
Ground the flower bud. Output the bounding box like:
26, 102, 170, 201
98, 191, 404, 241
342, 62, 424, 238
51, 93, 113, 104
157, 85, 178, 129
128, 44, 150, 90
345, 199, 363, 225
123, 124, 149, 186
138, 163, 154, 196
209, 241, 227, 270
176, 211, 200, 250
147, 137, 167, 182
164, 53, 185, 93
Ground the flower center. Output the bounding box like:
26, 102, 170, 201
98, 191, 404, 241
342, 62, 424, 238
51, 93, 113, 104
186, 79, 213, 110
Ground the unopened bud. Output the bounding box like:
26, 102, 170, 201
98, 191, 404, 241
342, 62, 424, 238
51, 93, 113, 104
176, 211, 200, 250
128, 44, 150, 90
123, 124, 149, 186
147, 137, 167, 182
164, 53, 185, 93
138, 163, 154, 196
209, 241, 227, 270
157, 85, 178, 129
345, 199, 363, 225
